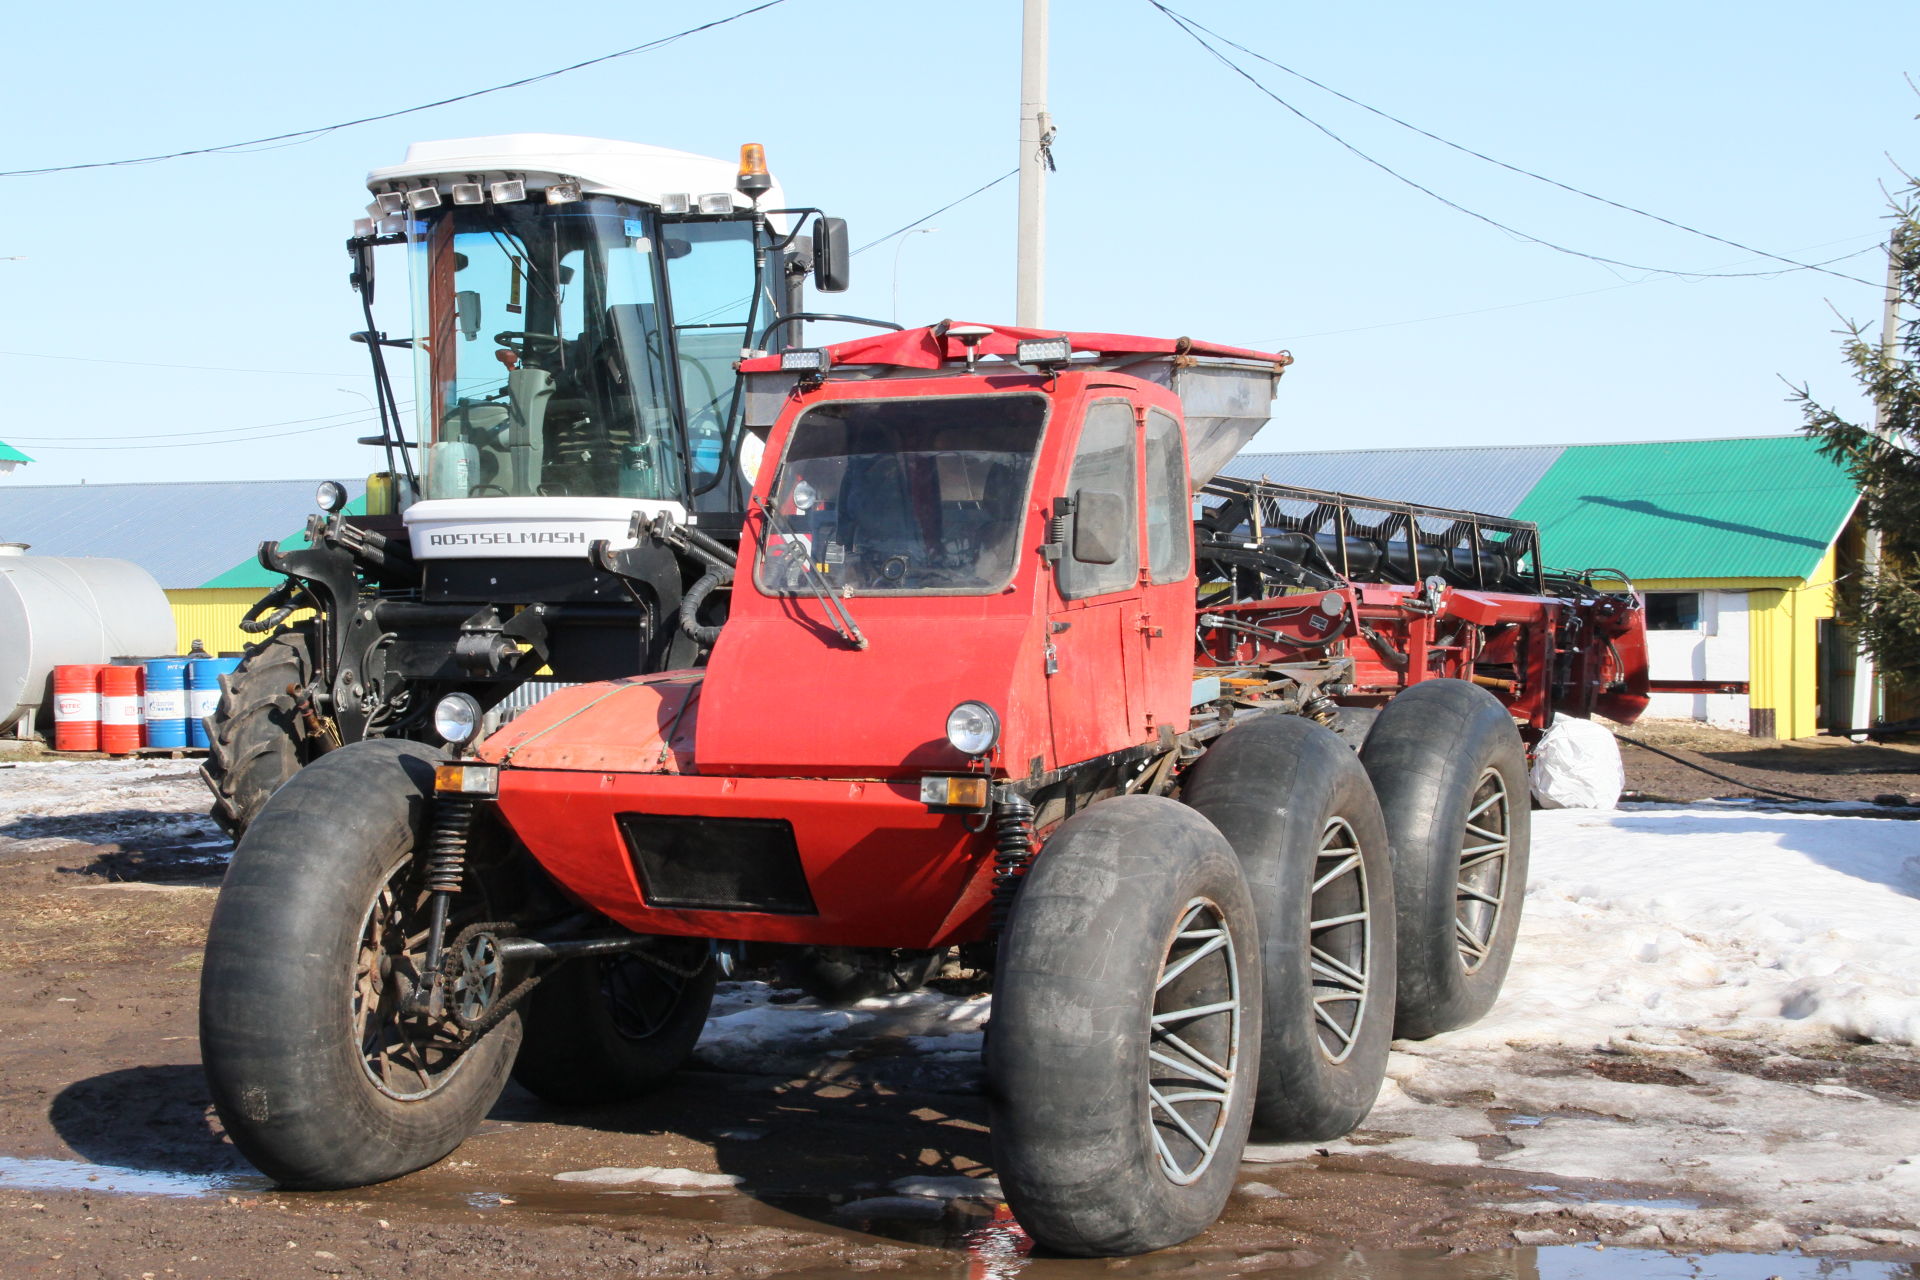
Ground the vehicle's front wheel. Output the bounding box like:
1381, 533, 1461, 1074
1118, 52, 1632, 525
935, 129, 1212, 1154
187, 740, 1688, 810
988, 795, 1261, 1257
200, 740, 521, 1188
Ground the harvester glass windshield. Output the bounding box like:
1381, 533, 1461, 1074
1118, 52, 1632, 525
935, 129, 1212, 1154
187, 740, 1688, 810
757, 396, 1045, 594
407, 197, 759, 503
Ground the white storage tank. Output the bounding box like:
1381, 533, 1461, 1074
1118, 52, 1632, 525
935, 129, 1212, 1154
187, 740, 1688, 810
0, 545, 178, 738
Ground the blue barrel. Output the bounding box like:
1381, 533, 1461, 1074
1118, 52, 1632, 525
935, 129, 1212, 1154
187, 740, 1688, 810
142, 658, 190, 749
186, 657, 241, 749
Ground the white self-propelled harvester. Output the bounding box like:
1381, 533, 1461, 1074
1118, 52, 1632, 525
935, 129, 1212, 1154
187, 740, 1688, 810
202, 135, 874, 837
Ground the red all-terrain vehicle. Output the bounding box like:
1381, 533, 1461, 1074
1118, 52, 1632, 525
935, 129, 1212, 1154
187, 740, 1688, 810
200, 323, 1648, 1257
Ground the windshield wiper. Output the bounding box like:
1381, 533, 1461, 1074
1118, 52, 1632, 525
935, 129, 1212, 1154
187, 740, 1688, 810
753, 496, 868, 650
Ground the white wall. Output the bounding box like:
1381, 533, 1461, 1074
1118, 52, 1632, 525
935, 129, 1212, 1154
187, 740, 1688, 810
1643, 590, 1750, 731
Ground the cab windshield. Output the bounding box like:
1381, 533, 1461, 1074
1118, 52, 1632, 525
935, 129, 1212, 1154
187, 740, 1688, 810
757, 395, 1046, 595
408, 197, 760, 502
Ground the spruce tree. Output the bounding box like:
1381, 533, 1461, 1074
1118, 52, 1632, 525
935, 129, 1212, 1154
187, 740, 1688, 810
1794, 189, 1919, 691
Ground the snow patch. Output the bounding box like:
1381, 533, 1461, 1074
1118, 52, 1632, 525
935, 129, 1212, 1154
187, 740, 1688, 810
552, 1166, 741, 1190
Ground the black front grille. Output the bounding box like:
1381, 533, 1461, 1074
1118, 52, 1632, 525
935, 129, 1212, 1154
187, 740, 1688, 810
617, 813, 816, 915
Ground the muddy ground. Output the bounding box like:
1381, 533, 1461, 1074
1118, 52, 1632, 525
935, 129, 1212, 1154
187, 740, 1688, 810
1612, 717, 1920, 806
0, 738, 1915, 1279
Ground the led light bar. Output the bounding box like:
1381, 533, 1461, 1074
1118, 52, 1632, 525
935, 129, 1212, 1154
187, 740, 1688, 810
780, 349, 828, 373
490, 179, 527, 204
1016, 336, 1073, 365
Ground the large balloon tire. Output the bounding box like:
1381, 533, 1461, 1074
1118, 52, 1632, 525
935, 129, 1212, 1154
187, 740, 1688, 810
200, 739, 522, 1188
988, 795, 1262, 1257
1359, 679, 1531, 1040
511, 945, 718, 1106
1182, 713, 1398, 1141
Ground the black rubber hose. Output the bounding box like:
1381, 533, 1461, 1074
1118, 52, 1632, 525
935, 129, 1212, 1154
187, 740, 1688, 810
677, 566, 732, 646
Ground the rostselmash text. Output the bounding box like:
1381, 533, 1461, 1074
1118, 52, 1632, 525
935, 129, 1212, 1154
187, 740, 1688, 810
426, 531, 591, 547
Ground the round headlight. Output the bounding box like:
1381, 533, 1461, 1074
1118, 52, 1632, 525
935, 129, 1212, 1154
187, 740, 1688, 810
946, 701, 1001, 757
315, 480, 348, 513
434, 693, 483, 746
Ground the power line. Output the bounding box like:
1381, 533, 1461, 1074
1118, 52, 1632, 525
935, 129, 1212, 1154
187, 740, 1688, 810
8, 402, 411, 443
1264, 241, 1884, 344
1148, 2, 1883, 289
0, 349, 373, 378
854, 170, 1019, 255
22, 416, 383, 451
0, 1, 790, 179
1151, 2, 1881, 289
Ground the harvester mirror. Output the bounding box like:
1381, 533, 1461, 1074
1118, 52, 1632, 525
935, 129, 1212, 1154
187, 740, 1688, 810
1072, 489, 1128, 565
455, 290, 482, 342
813, 217, 851, 293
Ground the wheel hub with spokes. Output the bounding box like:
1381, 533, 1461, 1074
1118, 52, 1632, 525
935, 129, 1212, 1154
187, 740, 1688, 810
350, 866, 480, 1102
1146, 897, 1244, 1186
1454, 767, 1511, 974
1308, 817, 1371, 1065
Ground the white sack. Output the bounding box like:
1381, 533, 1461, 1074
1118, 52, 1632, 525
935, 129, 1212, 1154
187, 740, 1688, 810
1529, 716, 1624, 810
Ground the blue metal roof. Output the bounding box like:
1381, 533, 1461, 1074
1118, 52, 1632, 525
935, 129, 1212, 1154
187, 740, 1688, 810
0, 479, 358, 589
1220, 445, 1566, 517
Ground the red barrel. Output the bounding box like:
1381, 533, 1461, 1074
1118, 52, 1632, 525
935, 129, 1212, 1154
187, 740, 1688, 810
51, 663, 108, 752
99, 664, 144, 755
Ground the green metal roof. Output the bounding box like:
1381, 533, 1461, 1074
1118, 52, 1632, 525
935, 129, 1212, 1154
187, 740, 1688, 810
1510, 435, 1857, 581
0, 439, 31, 464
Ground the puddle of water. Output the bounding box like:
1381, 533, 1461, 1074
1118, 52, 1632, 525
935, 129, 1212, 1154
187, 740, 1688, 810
0, 1156, 269, 1198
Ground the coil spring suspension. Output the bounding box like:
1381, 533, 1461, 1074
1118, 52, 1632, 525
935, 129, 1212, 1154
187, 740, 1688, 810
424, 797, 477, 894
989, 794, 1037, 938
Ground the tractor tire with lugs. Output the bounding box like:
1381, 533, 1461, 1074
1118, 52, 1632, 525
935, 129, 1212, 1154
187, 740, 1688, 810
1181, 712, 1397, 1142
1359, 678, 1530, 1040
200, 739, 522, 1188
201, 622, 321, 840
988, 795, 1262, 1257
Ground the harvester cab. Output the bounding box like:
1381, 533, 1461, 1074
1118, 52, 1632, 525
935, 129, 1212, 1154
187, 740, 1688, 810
201, 135, 865, 837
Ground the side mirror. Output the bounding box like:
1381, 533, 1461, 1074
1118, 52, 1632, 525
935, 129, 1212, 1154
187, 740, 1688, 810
1072, 489, 1128, 565
455, 290, 482, 342
813, 217, 851, 293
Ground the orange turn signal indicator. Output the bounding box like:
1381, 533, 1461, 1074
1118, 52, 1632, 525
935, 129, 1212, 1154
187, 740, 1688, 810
435, 763, 499, 797
919, 775, 990, 810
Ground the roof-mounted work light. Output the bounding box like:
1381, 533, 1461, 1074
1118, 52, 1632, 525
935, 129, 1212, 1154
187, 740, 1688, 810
405, 186, 442, 211
451, 182, 485, 205
697, 192, 734, 215
947, 324, 994, 373
546, 179, 584, 205
489, 179, 527, 204
376, 191, 407, 216
736, 143, 772, 199
1016, 336, 1073, 367
659, 192, 692, 215
781, 349, 829, 374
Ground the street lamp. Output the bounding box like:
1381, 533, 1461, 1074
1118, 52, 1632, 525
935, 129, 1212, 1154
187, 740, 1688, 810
892, 228, 938, 324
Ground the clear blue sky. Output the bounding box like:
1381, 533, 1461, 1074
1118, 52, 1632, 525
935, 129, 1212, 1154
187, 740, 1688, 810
0, 0, 1912, 488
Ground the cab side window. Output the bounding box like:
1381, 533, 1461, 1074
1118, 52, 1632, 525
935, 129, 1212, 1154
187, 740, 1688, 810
1058, 399, 1139, 600
1144, 409, 1190, 584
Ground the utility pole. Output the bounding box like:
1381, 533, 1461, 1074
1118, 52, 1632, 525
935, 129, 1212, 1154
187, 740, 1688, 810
1015, 0, 1050, 327
1848, 229, 1904, 740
